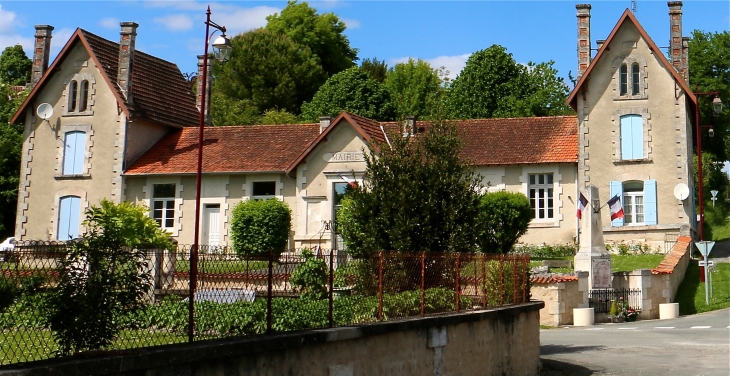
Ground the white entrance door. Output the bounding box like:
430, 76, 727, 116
202, 204, 220, 248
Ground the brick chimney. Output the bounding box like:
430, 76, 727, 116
30, 25, 54, 90
196, 54, 213, 125
319, 116, 331, 134
682, 36, 690, 85
668, 1, 683, 72
576, 4, 592, 79
117, 22, 138, 104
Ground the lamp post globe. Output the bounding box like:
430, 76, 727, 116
712, 97, 723, 114
212, 35, 232, 62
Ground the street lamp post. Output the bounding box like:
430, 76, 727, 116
189, 6, 232, 343
694, 92, 723, 241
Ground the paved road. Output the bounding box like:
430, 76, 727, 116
540, 308, 730, 375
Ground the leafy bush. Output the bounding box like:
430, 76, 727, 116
477, 191, 532, 254
230, 199, 292, 257
290, 249, 328, 300
47, 199, 173, 356
512, 243, 577, 258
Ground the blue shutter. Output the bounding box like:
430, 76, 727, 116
63, 131, 85, 175
610, 181, 624, 226
620, 116, 633, 159
643, 180, 657, 225
57, 196, 80, 240
631, 115, 643, 159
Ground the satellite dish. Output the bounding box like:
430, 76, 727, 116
36, 103, 53, 120
674, 183, 690, 200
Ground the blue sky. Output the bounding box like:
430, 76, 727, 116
1, 0, 728, 82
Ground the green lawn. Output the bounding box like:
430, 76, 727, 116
528, 254, 664, 273
675, 262, 730, 315
704, 202, 730, 241
175, 259, 271, 273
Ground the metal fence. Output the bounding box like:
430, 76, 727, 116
588, 288, 642, 313
0, 241, 530, 366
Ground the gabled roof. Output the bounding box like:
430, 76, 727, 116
124, 124, 320, 175
126, 113, 578, 176
567, 9, 696, 110
11, 28, 199, 128
284, 111, 387, 174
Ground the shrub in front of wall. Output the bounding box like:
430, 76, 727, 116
290, 249, 328, 300
477, 191, 533, 254
230, 198, 292, 257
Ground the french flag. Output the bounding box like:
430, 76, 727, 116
576, 192, 588, 219
336, 172, 358, 188
607, 195, 624, 221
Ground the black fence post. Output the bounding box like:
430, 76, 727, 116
328, 249, 334, 328
267, 248, 273, 334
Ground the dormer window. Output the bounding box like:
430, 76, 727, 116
63, 73, 95, 116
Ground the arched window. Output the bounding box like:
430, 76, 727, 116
79, 80, 90, 112
619, 64, 628, 96
632, 63, 640, 95
68, 81, 78, 112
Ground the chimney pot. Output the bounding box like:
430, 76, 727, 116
117, 22, 138, 104
30, 25, 54, 89
196, 54, 213, 125
319, 116, 332, 134
576, 4, 592, 79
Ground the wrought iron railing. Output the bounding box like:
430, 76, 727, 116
588, 288, 642, 313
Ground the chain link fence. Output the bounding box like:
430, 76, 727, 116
0, 241, 530, 366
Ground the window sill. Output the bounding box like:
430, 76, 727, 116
528, 221, 558, 229
603, 223, 684, 232
55, 174, 91, 180
614, 95, 648, 101
613, 158, 652, 164
62, 111, 94, 117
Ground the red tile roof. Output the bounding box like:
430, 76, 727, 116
125, 124, 319, 175
381, 116, 578, 165
12, 28, 199, 128
651, 236, 691, 275
129, 112, 578, 175
530, 274, 579, 284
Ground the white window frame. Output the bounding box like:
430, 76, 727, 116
528, 173, 554, 220
623, 191, 645, 225
143, 178, 183, 236
152, 183, 176, 230
519, 166, 563, 228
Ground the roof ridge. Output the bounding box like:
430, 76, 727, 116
79, 28, 184, 69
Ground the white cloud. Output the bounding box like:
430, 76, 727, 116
213, 6, 280, 36
99, 17, 120, 30
0, 35, 33, 56
426, 54, 471, 79
153, 14, 194, 31
0, 5, 17, 34
341, 18, 360, 29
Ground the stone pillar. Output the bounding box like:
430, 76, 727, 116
117, 22, 138, 104
576, 4, 592, 78
196, 54, 213, 125
668, 1, 683, 72
574, 185, 612, 290
30, 25, 54, 89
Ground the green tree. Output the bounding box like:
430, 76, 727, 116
385, 58, 441, 119
213, 28, 326, 116
0, 45, 32, 85
266, 0, 358, 78
476, 191, 532, 254
0, 84, 27, 238
230, 199, 292, 257
447, 45, 571, 119
209, 90, 262, 126
688, 30, 730, 161
337, 116, 482, 256
47, 199, 174, 355
301, 67, 395, 121
360, 57, 388, 83
289, 248, 328, 299
260, 108, 299, 124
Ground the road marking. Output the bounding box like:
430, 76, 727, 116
691, 326, 711, 329
584, 328, 604, 330
655, 326, 675, 329
617, 327, 638, 330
